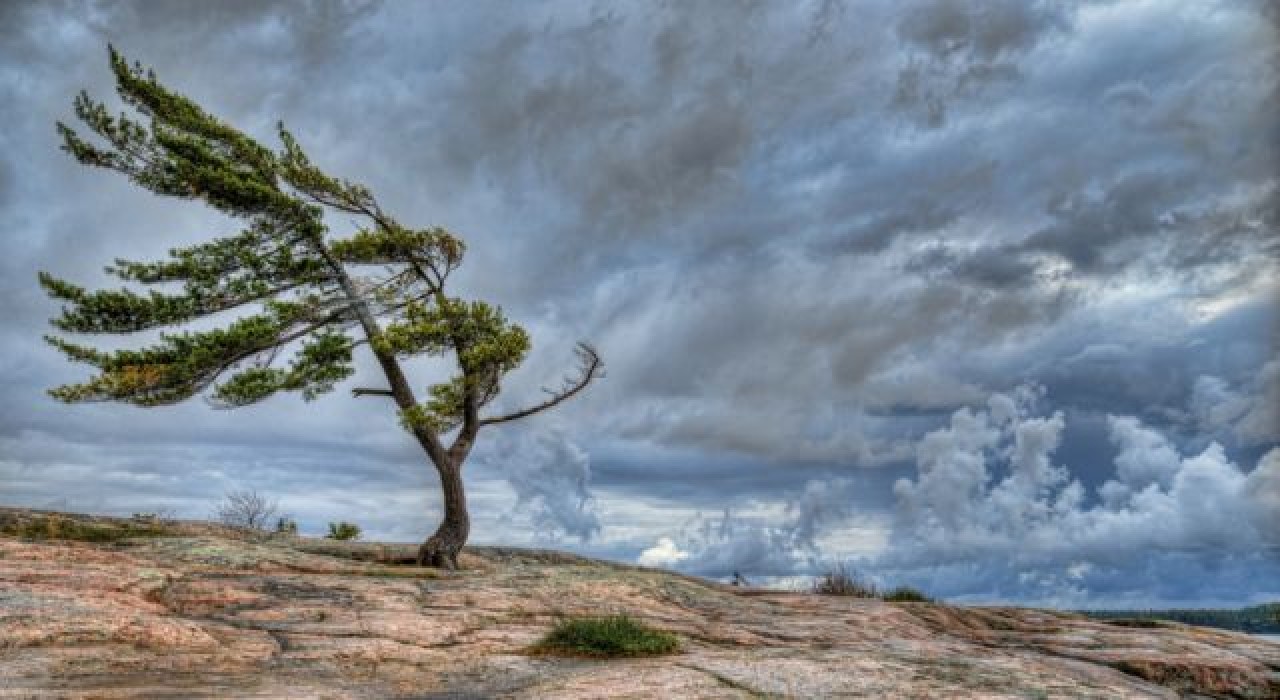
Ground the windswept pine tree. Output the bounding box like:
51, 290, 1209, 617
40, 47, 603, 568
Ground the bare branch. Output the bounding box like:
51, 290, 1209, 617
478, 343, 603, 427
214, 489, 278, 531
352, 387, 395, 398
409, 259, 445, 294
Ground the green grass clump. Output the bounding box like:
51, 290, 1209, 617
530, 615, 680, 658
326, 521, 362, 541
881, 586, 933, 603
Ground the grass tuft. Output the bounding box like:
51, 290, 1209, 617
881, 586, 933, 603
810, 564, 936, 603
529, 614, 680, 658
811, 564, 878, 597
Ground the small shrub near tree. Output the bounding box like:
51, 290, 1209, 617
326, 521, 362, 541
274, 517, 298, 536
215, 489, 278, 531
530, 615, 680, 658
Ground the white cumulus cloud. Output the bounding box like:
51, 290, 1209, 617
882, 386, 1280, 606
637, 536, 691, 568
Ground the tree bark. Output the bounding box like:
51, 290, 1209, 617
417, 460, 470, 570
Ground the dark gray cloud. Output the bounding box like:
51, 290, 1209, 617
892, 0, 1070, 127
1, 1, 1276, 605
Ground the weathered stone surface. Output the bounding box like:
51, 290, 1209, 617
1, 509, 1277, 698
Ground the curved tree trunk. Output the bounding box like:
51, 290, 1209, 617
417, 461, 469, 570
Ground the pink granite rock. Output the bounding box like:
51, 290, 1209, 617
1, 509, 1276, 698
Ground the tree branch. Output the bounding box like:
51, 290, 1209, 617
309, 237, 451, 468
196, 310, 355, 409
478, 343, 603, 427
352, 387, 394, 398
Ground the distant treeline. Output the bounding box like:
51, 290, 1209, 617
1079, 603, 1280, 634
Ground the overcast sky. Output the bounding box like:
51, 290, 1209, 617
1, 0, 1276, 608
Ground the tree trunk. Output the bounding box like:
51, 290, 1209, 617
417, 461, 469, 570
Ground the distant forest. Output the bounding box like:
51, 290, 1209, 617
1079, 603, 1280, 634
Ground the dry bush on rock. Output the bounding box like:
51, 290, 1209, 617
215, 489, 278, 531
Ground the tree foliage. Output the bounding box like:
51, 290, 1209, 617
42, 46, 599, 428
41, 47, 603, 567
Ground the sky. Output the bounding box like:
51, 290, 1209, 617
0, 0, 1276, 608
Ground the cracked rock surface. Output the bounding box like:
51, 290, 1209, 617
1, 509, 1277, 699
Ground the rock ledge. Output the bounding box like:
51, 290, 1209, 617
1, 509, 1277, 698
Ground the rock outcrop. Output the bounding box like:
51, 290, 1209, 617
1, 509, 1277, 698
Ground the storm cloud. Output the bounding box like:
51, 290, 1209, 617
1, 1, 1275, 606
